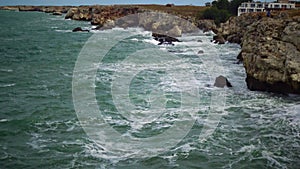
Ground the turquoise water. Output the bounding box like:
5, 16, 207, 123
0, 10, 299, 168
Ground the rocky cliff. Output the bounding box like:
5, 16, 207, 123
0, 5, 213, 34
0, 6, 72, 14
217, 11, 300, 94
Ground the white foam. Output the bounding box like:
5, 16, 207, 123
143, 38, 159, 45
130, 38, 139, 41
0, 69, 13, 72
0, 83, 15, 87
55, 30, 72, 33
0, 119, 9, 122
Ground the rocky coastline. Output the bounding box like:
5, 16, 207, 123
0, 5, 213, 31
216, 11, 300, 94
0, 5, 299, 94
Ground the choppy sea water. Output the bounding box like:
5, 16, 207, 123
0, 10, 299, 169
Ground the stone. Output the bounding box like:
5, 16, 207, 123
152, 33, 181, 45
198, 50, 204, 54
213, 34, 226, 44
72, 27, 89, 32
214, 76, 233, 88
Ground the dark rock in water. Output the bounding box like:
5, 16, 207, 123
198, 50, 204, 54
152, 33, 181, 45
53, 12, 62, 16
197, 40, 203, 42
72, 27, 89, 32
213, 34, 225, 44
214, 75, 232, 88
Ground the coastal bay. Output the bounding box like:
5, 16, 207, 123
0, 5, 299, 169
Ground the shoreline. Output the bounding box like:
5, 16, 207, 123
1, 5, 299, 94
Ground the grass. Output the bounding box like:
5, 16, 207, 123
136, 5, 208, 17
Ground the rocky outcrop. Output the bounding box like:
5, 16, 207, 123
0, 6, 71, 14
0, 5, 212, 36
152, 33, 181, 45
218, 11, 300, 94
213, 34, 226, 44
242, 16, 300, 94
65, 6, 93, 21
216, 13, 261, 44
0, 6, 19, 11
196, 19, 217, 33
91, 6, 141, 26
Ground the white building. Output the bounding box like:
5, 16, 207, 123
238, 1, 296, 16
238, 2, 266, 16
266, 2, 295, 9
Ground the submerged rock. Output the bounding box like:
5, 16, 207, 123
214, 76, 233, 88
198, 50, 204, 54
72, 27, 89, 32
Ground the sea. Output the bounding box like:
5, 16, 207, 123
0, 10, 299, 169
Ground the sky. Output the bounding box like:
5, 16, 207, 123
0, 0, 210, 6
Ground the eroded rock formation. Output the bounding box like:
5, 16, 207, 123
217, 12, 300, 94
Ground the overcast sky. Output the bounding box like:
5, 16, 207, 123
0, 0, 210, 6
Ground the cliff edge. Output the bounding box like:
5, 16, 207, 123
218, 11, 300, 94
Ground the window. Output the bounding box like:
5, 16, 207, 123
248, 9, 254, 12
251, 3, 256, 7
274, 4, 280, 8
240, 8, 246, 12
256, 9, 262, 12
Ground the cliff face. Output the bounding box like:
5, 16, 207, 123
0, 6, 72, 15
64, 6, 142, 25
218, 12, 300, 94
64, 5, 202, 36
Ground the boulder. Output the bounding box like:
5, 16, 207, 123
198, 50, 204, 54
214, 76, 233, 88
213, 34, 226, 44
152, 33, 181, 45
